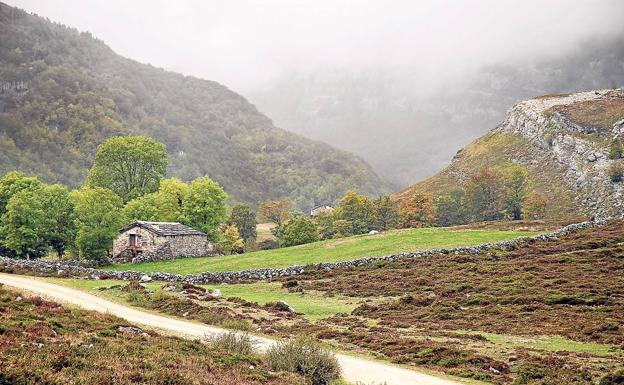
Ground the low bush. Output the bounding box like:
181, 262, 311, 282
209, 332, 256, 356
266, 338, 341, 385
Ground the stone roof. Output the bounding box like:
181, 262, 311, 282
122, 221, 206, 237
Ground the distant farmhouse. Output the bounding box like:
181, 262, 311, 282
112, 221, 212, 263
310, 205, 333, 217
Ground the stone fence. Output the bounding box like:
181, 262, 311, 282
0, 220, 606, 284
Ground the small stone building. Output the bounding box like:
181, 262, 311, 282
112, 221, 212, 263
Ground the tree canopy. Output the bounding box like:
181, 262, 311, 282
183, 177, 228, 240
87, 136, 168, 202
71, 187, 124, 261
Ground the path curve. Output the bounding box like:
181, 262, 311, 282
0, 273, 461, 385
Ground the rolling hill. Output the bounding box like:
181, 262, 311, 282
394, 89, 624, 218
0, 2, 390, 210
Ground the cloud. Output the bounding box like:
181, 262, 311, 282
10, 0, 624, 92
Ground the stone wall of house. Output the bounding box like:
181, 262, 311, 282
112, 227, 212, 264
0, 220, 605, 284
112, 227, 168, 262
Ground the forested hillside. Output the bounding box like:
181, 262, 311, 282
0, 2, 389, 210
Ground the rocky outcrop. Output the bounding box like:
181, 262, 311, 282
494, 89, 624, 218
0, 220, 605, 284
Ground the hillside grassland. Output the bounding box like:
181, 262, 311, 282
106, 227, 539, 274
33, 221, 624, 384
393, 132, 583, 218
551, 95, 624, 130
49, 278, 360, 321
0, 284, 304, 385
280, 220, 624, 384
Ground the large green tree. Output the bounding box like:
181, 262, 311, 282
0, 171, 43, 216
227, 204, 257, 243
71, 187, 124, 262
504, 166, 531, 220
41, 184, 76, 257
0, 189, 47, 259
183, 177, 228, 240
465, 169, 505, 222
435, 189, 468, 227
219, 225, 244, 255
278, 216, 319, 247
87, 136, 168, 202
154, 178, 189, 222
122, 193, 159, 223
334, 191, 373, 235
371, 195, 398, 231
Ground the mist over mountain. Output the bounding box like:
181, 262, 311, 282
249, 32, 624, 186
0, 2, 390, 210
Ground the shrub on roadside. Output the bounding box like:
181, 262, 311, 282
209, 332, 256, 356
266, 338, 341, 385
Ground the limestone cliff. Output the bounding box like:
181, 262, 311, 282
394, 89, 624, 218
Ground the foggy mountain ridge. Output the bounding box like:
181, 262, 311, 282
0, 2, 391, 210
249, 32, 624, 187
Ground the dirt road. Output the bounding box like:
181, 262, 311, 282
0, 273, 461, 385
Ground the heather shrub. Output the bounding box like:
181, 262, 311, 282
266, 338, 340, 385
209, 332, 256, 356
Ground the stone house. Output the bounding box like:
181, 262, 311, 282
112, 221, 212, 263
310, 205, 333, 217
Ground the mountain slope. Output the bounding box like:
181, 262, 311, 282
394, 89, 624, 218
0, 2, 390, 210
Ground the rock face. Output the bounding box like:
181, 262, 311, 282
396, 89, 624, 219
494, 89, 624, 218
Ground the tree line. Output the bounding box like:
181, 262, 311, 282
0, 134, 548, 260
252, 165, 547, 249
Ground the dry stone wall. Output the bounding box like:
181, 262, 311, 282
0, 220, 605, 284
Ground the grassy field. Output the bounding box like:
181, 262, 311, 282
49, 278, 359, 321
107, 227, 539, 274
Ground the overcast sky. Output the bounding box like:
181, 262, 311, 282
10, 0, 624, 93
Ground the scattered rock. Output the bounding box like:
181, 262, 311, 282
211, 289, 222, 298
140, 275, 152, 282
117, 326, 149, 337
368, 230, 380, 235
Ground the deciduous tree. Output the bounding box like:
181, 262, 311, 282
71, 187, 124, 262
154, 178, 189, 222
227, 204, 257, 243
123, 193, 159, 223
398, 192, 436, 228
334, 191, 373, 235
435, 189, 468, 227
278, 216, 319, 247
465, 169, 505, 222
504, 165, 531, 220
41, 184, 76, 257
0, 189, 47, 259
87, 135, 168, 202
258, 200, 292, 227
219, 225, 244, 255
183, 177, 228, 240
371, 195, 398, 231
0, 171, 43, 216
523, 191, 548, 219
